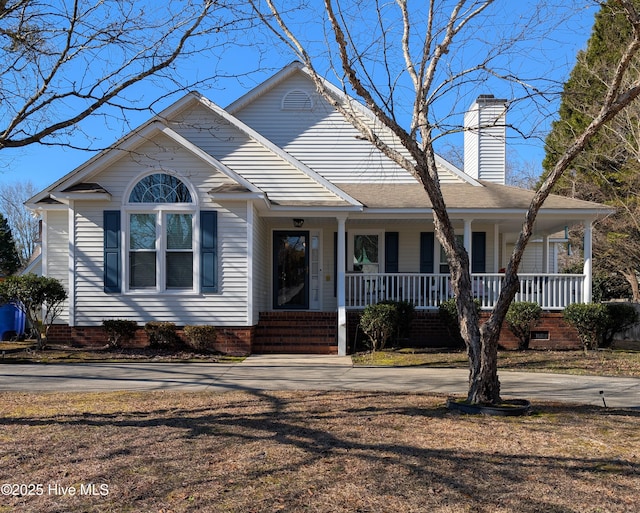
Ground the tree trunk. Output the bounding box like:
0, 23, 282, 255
621, 268, 640, 301
469, 266, 522, 404
446, 244, 502, 405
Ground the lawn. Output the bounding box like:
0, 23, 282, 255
0, 341, 244, 364
353, 347, 640, 378
3, 341, 640, 379
0, 390, 638, 513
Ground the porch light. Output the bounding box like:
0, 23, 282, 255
293, 218, 304, 227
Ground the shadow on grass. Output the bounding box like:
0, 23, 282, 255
1, 390, 638, 512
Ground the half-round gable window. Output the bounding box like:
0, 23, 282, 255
129, 173, 192, 203
281, 89, 313, 111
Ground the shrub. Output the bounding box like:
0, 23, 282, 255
102, 319, 138, 348
563, 303, 608, 353
183, 325, 217, 352
438, 297, 481, 348
144, 321, 181, 348
0, 273, 67, 349
379, 300, 415, 343
359, 303, 398, 351
601, 303, 639, 348
505, 302, 542, 350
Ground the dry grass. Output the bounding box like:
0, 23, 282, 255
4, 341, 640, 378
0, 342, 244, 364
0, 390, 638, 513
353, 348, 640, 378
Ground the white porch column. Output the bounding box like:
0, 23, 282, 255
583, 221, 593, 303
463, 219, 472, 271
542, 235, 550, 274
493, 224, 500, 271
336, 216, 347, 355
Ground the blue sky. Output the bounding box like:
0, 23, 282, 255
0, 2, 598, 192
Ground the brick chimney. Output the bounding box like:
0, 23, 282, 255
464, 94, 507, 184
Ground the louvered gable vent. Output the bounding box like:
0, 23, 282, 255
282, 89, 313, 111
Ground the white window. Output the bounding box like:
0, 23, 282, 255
127, 173, 195, 292
439, 234, 463, 274
350, 232, 383, 273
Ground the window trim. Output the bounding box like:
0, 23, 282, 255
122, 171, 200, 295
348, 230, 384, 273
125, 209, 197, 293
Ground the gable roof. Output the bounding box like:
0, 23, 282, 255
27, 92, 362, 210
26, 61, 612, 224
227, 61, 481, 187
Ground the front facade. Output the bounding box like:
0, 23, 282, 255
27, 63, 610, 355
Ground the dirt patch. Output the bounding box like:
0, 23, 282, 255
0, 390, 638, 512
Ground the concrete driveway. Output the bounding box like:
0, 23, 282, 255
1, 354, 639, 408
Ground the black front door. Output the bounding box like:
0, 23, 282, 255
273, 231, 309, 309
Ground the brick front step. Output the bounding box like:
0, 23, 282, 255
254, 312, 337, 354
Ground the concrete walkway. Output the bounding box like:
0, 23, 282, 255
1, 354, 639, 408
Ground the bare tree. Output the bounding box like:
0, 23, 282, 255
0, 0, 253, 151
539, 1, 640, 301
0, 180, 39, 266
439, 144, 542, 189
252, 0, 640, 404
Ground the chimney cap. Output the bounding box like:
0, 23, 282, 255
475, 94, 507, 104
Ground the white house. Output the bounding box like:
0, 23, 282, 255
26, 62, 610, 354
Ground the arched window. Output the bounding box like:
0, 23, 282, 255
127, 173, 195, 291
129, 173, 192, 203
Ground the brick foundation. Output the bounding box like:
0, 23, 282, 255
46, 310, 581, 355
488, 312, 581, 350
214, 327, 254, 356
46, 324, 253, 356
348, 310, 581, 351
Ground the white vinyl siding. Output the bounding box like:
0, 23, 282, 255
68, 140, 253, 327
464, 98, 506, 184
72, 201, 249, 326
251, 205, 269, 324
44, 210, 70, 324
508, 241, 558, 274
233, 72, 463, 184
172, 106, 345, 204
87, 134, 233, 203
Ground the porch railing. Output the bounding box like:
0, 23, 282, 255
345, 273, 585, 310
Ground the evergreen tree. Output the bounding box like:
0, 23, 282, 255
542, 0, 640, 299
0, 213, 21, 277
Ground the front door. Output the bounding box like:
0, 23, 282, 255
273, 231, 309, 309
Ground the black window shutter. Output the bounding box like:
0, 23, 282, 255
420, 232, 435, 273
103, 210, 121, 293
385, 232, 399, 273
200, 211, 218, 293
472, 231, 486, 273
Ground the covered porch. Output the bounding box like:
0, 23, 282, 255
257, 181, 608, 356
345, 271, 586, 311
332, 214, 596, 356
